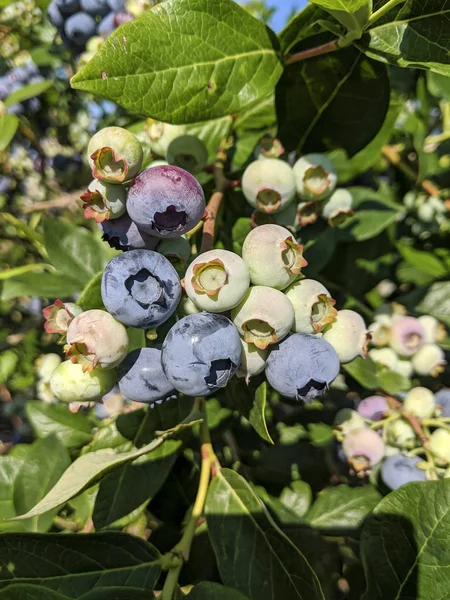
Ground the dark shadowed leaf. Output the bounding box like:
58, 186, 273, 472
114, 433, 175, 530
186, 582, 250, 599
77, 272, 105, 311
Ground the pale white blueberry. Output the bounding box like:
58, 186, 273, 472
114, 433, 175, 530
242, 158, 296, 214
35, 353, 62, 381
242, 224, 307, 290
403, 386, 435, 419
285, 278, 337, 334
368, 314, 393, 346
236, 339, 268, 384
428, 428, 450, 464
185, 249, 250, 312
322, 188, 354, 226
342, 428, 385, 471
322, 309, 370, 364
386, 419, 415, 448
368, 347, 398, 371
293, 153, 337, 202
146, 121, 187, 157
417, 315, 447, 343
232, 286, 295, 350
389, 316, 426, 357
65, 309, 129, 371
50, 360, 117, 404
334, 409, 366, 436
394, 359, 414, 378
411, 343, 446, 377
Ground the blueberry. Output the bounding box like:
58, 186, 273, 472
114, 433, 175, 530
381, 455, 426, 490
101, 249, 182, 328
265, 333, 340, 403
55, 0, 80, 15
98, 213, 159, 251
161, 313, 241, 396
117, 347, 175, 405
342, 427, 385, 470
356, 395, 389, 421
127, 165, 205, 238
436, 388, 450, 418
80, 0, 110, 16
97, 12, 116, 37
106, 0, 125, 9
64, 12, 97, 48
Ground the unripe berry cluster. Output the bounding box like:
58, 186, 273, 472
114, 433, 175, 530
368, 303, 447, 379
47, 0, 132, 54
334, 387, 450, 490
403, 190, 449, 238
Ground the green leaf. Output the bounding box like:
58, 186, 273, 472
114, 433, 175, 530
279, 481, 313, 519
0, 532, 160, 597
276, 46, 390, 156
360, 479, 450, 599
0, 272, 81, 301
0, 457, 27, 532
306, 484, 381, 534
186, 116, 234, 163
71, 0, 283, 123
336, 187, 401, 242
76, 272, 105, 310
9, 414, 201, 521
0, 350, 18, 384
0, 585, 70, 599
205, 468, 325, 600
308, 0, 370, 33
186, 582, 250, 599
397, 244, 449, 279
4, 80, 53, 109
408, 281, 450, 328
13, 436, 71, 532
343, 356, 379, 390
377, 369, 411, 395
279, 5, 330, 53
25, 402, 94, 448
428, 71, 450, 99
231, 218, 252, 256
43, 219, 109, 285
359, 0, 450, 75
0, 114, 19, 151
248, 382, 274, 444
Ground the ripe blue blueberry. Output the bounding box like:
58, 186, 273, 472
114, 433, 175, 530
101, 249, 182, 328
47, 0, 64, 27
98, 213, 159, 251
64, 13, 97, 48
56, 0, 80, 15
127, 165, 205, 238
381, 455, 426, 490
97, 12, 116, 37
265, 333, 340, 403
161, 313, 242, 396
106, 0, 125, 9
117, 347, 175, 405
80, 0, 109, 16
436, 389, 450, 418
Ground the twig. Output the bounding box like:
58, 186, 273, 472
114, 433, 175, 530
284, 39, 341, 65
382, 145, 443, 198
22, 191, 83, 214
384, 394, 428, 445
199, 152, 229, 254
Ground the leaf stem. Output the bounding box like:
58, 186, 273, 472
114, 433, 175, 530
366, 0, 405, 28
284, 39, 341, 65
160, 399, 220, 600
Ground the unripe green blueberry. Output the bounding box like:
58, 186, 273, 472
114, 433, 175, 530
65, 309, 129, 371
242, 159, 296, 214
394, 359, 414, 378
42, 300, 83, 334
418, 315, 447, 343
403, 386, 435, 418
157, 236, 191, 274
148, 159, 169, 168
386, 419, 415, 448
296, 201, 320, 227
232, 286, 295, 350
368, 347, 398, 371
242, 224, 307, 290
50, 360, 117, 404
411, 343, 446, 377
389, 316, 426, 357
342, 427, 385, 471
146, 121, 187, 157
417, 202, 435, 223
285, 278, 337, 334
428, 428, 450, 464
236, 339, 268, 383
369, 315, 392, 346
80, 179, 127, 222
88, 126, 143, 183
255, 135, 284, 160
167, 134, 208, 174
322, 188, 354, 226
185, 249, 250, 312
403, 191, 417, 210
322, 309, 370, 364
334, 409, 366, 436
37, 380, 57, 404
35, 353, 62, 382
293, 153, 337, 201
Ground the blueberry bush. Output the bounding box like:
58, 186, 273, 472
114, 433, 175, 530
1, 0, 450, 598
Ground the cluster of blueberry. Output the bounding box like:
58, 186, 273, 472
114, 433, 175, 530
403, 190, 449, 238
41, 125, 376, 407
0, 60, 44, 115
335, 387, 450, 490
47, 0, 132, 53
368, 303, 447, 379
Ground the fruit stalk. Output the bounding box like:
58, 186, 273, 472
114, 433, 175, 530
200, 156, 228, 253
284, 39, 341, 66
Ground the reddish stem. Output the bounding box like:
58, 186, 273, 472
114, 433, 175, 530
200, 191, 224, 254
284, 39, 341, 65
385, 394, 428, 445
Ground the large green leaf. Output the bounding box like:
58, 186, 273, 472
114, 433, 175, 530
306, 485, 381, 535
308, 0, 370, 33
0, 272, 81, 301
0, 114, 19, 152
43, 219, 109, 286
205, 468, 325, 600
360, 0, 450, 75
25, 401, 94, 448
276, 46, 390, 156
9, 412, 201, 521
0, 532, 160, 597
71, 0, 283, 123
0, 585, 70, 600
248, 382, 274, 444
0, 457, 27, 533
186, 582, 250, 599
13, 436, 71, 532
360, 479, 450, 599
